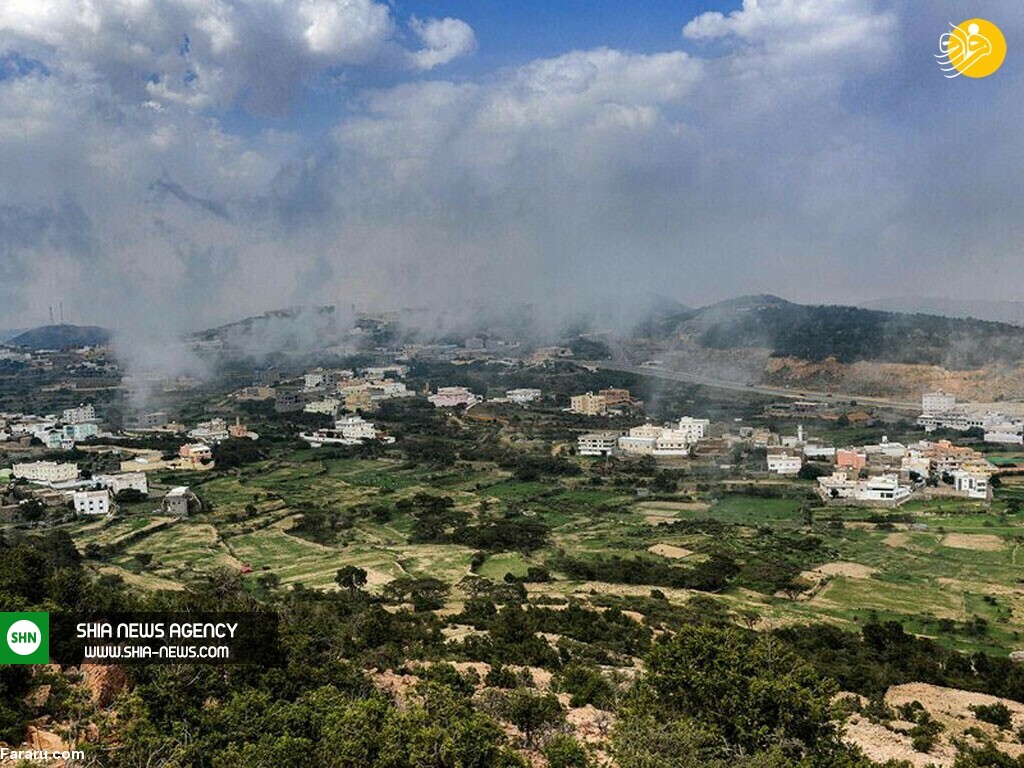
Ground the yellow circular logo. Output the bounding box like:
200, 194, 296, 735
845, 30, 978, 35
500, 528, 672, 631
936, 18, 1006, 78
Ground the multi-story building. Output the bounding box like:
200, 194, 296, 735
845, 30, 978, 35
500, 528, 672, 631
766, 452, 802, 475
133, 411, 169, 429
675, 417, 710, 443
569, 392, 607, 416
188, 419, 230, 444
300, 415, 391, 447
577, 432, 621, 457
599, 388, 632, 408
73, 489, 111, 516
618, 423, 695, 457
836, 449, 867, 471
922, 391, 957, 415
428, 387, 480, 408
913, 439, 991, 476
12, 461, 79, 484
344, 389, 375, 412
253, 368, 281, 386
62, 404, 96, 424
304, 398, 342, 417
63, 422, 99, 442
179, 443, 213, 464
275, 390, 316, 413
951, 470, 990, 500
335, 415, 377, 441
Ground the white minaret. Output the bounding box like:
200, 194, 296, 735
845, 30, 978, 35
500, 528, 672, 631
797, 424, 804, 444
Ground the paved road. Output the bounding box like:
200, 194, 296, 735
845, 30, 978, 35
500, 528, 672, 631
585, 361, 922, 413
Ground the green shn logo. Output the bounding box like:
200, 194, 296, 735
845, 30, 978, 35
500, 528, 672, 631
0, 612, 49, 665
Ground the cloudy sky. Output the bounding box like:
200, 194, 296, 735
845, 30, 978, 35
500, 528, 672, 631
0, 0, 1021, 337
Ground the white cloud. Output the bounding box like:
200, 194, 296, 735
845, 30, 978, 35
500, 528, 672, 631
1, 0, 1022, 347
408, 16, 477, 70
298, 0, 393, 59
0, 0, 473, 113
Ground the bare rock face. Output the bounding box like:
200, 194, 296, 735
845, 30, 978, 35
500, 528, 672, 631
81, 664, 128, 708
25, 724, 69, 752
23, 684, 52, 709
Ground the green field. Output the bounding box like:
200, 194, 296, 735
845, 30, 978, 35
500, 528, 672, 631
64, 451, 1024, 656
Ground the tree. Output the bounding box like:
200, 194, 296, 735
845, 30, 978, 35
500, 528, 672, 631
544, 734, 591, 768
499, 690, 564, 748
383, 577, 450, 611
643, 624, 839, 756
335, 566, 368, 593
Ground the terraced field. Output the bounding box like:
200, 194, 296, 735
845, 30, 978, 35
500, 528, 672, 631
65, 454, 1024, 656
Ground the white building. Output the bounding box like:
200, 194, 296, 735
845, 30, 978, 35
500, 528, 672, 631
506, 388, 542, 405
73, 489, 111, 515
951, 470, 990, 500
922, 391, 957, 415
675, 417, 710, 443
984, 423, 1024, 445
304, 398, 342, 416
304, 370, 328, 390
364, 365, 407, 379
818, 471, 912, 506
372, 380, 411, 399
300, 415, 391, 447
428, 386, 480, 408
803, 444, 836, 460
335, 414, 377, 441
12, 461, 79, 484
578, 432, 620, 457
62, 404, 96, 424
188, 418, 230, 444
95, 472, 149, 497
618, 421, 702, 458
766, 453, 802, 475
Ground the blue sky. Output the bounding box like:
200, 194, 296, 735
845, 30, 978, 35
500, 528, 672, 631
390, 0, 738, 70
225, 1, 742, 139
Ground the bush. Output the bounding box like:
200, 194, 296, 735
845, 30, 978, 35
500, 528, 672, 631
971, 702, 1013, 729
544, 734, 590, 768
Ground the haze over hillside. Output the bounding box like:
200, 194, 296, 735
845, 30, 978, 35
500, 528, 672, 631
654, 295, 1024, 370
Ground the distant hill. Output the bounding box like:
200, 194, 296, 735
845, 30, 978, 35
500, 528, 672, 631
859, 297, 1024, 327
189, 306, 350, 357
658, 295, 1024, 369
8, 324, 112, 350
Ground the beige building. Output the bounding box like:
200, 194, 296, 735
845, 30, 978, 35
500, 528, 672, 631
570, 392, 607, 416
12, 461, 79, 484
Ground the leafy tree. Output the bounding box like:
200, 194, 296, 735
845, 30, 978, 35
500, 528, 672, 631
497, 689, 564, 748
335, 566, 368, 593
643, 624, 839, 756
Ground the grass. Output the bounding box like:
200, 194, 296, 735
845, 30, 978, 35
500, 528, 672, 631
64, 454, 1024, 656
